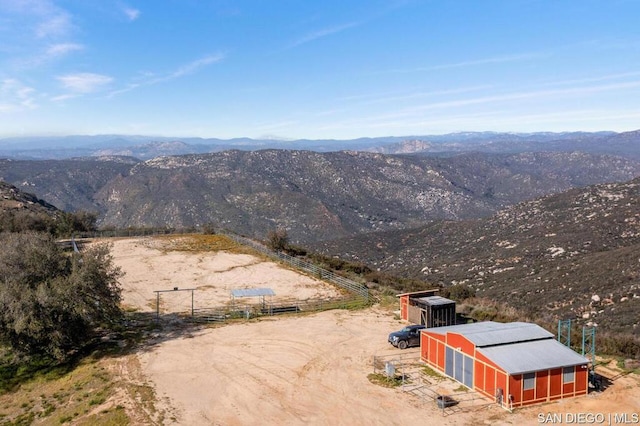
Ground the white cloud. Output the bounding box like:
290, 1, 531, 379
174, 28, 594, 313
169, 54, 224, 79
108, 54, 224, 97
46, 42, 83, 57
123, 7, 140, 21
35, 11, 72, 38
287, 22, 360, 49
376, 52, 546, 75
0, 78, 37, 112
57, 73, 113, 93
50, 93, 78, 102
0, 0, 78, 70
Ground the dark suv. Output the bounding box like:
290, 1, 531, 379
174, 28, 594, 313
388, 324, 426, 349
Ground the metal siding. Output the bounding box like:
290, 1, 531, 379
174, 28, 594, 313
454, 350, 463, 382
549, 368, 562, 396
427, 336, 437, 363
423, 329, 446, 341
485, 365, 496, 396
575, 366, 588, 393
510, 375, 521, 404
563, 381, 574, 395
445, 346, 454, 377
420, 334, 429, 361
475, 350, 502, 371
400, 296, 408, 321
463, 355, 473, 388
436, 340, 445, 370
414, 295, 455, 305
446, 333, 475, 356
477, 339, 590, 375
474, 361, 485, 390
425, 321, 553, 347
496, 371, 507, 405
536, 371, 549, 400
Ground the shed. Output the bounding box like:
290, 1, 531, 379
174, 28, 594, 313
420, 321, 590, 408
396, 289, 438, 323
231, 287, 275, 308
396, 290, 455, 327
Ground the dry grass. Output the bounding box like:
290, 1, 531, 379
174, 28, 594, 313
0, 357, 127, 425
152, 234, 253, 254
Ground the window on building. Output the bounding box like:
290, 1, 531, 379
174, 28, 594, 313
523, 372, 535, 390
563, 366, 575, 383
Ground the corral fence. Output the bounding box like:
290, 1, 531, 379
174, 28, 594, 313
188, 295, 368, 324
372, 352, 496, 416
68, 229, 371, 319
222, 232, 370, 301
69, 229, 369, 301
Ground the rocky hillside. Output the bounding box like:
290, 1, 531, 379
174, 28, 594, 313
94, 150, 640, 242
0, 157, 137, 212
312, 177, 640, 335
0, 181, 59, 214
1, 150, 639, 243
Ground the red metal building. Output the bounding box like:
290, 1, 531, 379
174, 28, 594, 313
420, 321, 590, 408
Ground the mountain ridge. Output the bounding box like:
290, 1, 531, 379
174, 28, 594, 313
1, 149, 639, 244
1, 130, 638, 160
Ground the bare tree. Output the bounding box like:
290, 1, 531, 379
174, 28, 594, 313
266, 228, 289, 252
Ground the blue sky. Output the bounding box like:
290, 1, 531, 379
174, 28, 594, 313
1, 0, 640, 140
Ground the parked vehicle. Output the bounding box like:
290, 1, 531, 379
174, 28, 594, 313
388, 324, 426, 349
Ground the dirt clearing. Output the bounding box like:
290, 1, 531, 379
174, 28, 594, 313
106, 236, 639, 425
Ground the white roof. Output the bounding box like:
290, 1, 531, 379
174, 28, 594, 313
478, 339, 589, 374
415, 295, 455, 306
231, 288, 275, 298
425, 321, 553, 347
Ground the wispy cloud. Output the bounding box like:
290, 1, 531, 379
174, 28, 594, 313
167, 54, 223, 79
539, 71, 640, 87
57, 72, 113, 93
108, 53, 224, 97
429, 53, 546, 71
287, 22, 360, 49
341, 85, 494, 106
0, 79, 37, 113
14, 42, 84, 68
315, 79, 640, 133
35, 11, 73, 38
400, 80, 640, 113
0, 0, 80, 71
376, 52, 546, 74
122, 6, 140, 22
46, 42, 84, 57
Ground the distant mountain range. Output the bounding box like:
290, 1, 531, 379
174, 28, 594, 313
2, 130, 640, 160
1, 150, 639, 244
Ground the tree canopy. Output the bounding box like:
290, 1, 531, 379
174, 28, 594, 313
0, 232, 122, 360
